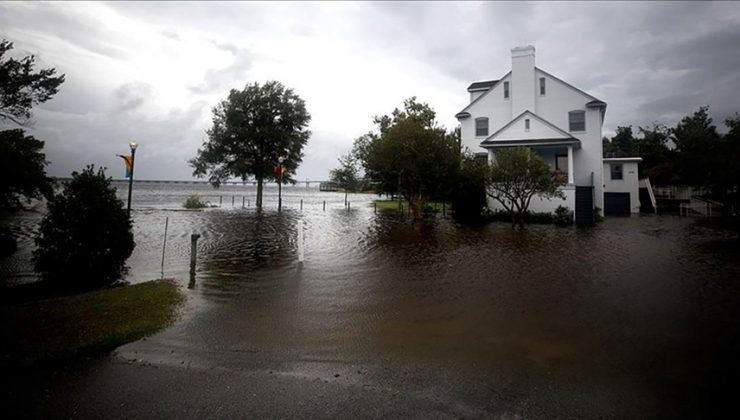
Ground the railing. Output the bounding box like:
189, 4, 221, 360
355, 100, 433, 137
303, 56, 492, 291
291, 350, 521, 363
679, 200, 723, 217
653, 186, 709, 200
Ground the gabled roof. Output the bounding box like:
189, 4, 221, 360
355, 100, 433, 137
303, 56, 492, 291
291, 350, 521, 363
456, 71, 511, 117
484, 111, 574, 142
536, 67, 606, 106
480, 111, 581, 149
467, 80, 497, 92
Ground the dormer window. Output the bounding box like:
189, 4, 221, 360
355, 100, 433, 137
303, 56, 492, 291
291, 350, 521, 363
539, 77, 546, 95
503, 81, 509, 99
475, 117, 489, 137
524, 118, 530, 132
568, 110, 586, 132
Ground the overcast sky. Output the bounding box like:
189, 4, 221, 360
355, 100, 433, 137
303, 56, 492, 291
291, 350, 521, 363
1, 1, 739, 181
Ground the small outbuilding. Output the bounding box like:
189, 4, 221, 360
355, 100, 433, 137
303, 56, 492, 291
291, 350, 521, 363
603, 157, 642, 215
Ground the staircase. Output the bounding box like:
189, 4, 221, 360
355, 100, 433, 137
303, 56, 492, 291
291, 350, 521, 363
575, 186, 595, 224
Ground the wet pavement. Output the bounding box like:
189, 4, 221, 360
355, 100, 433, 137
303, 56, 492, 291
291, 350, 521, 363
2, 183, 740, 418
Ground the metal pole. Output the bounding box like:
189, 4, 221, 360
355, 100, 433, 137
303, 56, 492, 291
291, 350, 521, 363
278, 180, 282, 212
300, 199, 303, 210
242, 196, 245, 208
232, 195, 235, 206
323, 200, 326, 211
347, 201, 350, 211
126, 147, 136, 216
219, 196, 222, 207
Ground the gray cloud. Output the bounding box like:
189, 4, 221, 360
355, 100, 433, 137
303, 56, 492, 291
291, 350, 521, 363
2, 1, 740, 181
113, 82, 153, 113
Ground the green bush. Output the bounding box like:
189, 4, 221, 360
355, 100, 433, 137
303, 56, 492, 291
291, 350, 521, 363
183, 194, 208, 209
553, 205, 574, 227
484, 209, 554, 224
34, 165, 134, 289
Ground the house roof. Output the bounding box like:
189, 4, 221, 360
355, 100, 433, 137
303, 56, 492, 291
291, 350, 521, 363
456, 71, 511, 118
467, 80, 498, 92
456, 67, 607, 119
480, 111, 581, 149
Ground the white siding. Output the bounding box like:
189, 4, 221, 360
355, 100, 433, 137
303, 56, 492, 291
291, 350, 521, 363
604, 161, 640, 213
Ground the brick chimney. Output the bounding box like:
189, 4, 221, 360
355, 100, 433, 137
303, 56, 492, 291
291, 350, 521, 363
511, 45, 536, 116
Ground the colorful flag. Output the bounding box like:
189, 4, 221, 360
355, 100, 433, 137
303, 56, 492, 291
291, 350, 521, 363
117, 154, 133, 178
274, 164, 287, 181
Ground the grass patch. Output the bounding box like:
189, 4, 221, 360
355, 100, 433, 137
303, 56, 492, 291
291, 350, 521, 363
0, 279, 184, 368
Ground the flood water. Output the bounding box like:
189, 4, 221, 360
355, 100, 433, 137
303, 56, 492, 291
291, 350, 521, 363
2, 181, 740, 416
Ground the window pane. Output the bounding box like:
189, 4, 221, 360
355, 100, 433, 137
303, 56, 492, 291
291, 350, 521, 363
569, 111, 585, 132
475, 118, 488, 136
525, 119, 530, 130
504, 81, 509, 99
540, 77, 546, 95
611, 164, 623, 180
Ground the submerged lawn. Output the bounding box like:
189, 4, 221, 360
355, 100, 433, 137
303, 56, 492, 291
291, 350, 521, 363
373, 199, 450, 211
0, 280, 184, 367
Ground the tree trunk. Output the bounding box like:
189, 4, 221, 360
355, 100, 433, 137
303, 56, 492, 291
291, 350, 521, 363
256, 177, 263, 209
344, 190, 348, 206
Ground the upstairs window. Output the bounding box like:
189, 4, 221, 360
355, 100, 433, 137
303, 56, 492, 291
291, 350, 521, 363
503, 81, 510, 99
539, 77, 546, 95
524, 118, 530, 131
611, 163, 623, 180
475, 117, 489, 137
568, 110, 586, 132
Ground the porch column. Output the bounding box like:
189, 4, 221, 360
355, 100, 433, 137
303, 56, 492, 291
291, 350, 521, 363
567, 145, 574, 184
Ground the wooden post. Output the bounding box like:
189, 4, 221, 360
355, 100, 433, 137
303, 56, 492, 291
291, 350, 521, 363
190, 233, 201, 287
300, 199, 303, 210
443, 202, 446, 217
219, 196, 222, 207
242, 196, 245, 208
297, 220, 304, 263
323, 200, 326, 211
160, 217, 168, 277
232, 195, 235, 206
374, 201, 377, 213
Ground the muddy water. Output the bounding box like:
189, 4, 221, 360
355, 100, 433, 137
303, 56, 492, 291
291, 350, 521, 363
2, 182, 740, 414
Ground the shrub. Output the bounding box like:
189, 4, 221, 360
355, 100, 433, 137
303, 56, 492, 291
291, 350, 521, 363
553, 205, 574, 227
449, 152, 489, 223
34, 165, 134, 289
183, 194, 208, 209
484, 209, 554, 224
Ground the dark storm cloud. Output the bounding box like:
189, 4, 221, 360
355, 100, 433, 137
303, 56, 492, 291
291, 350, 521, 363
113, 82, 153, 113
188, 47, 253, 95
2, 1, 739, 181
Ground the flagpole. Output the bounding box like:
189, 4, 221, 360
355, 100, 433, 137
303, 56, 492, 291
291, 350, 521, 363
127, 141, 138, 216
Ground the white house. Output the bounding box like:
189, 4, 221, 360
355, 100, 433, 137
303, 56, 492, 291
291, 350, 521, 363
456, 46, 641, 221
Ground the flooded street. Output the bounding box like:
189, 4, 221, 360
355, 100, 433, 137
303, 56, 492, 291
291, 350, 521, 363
2, 182, 740, 417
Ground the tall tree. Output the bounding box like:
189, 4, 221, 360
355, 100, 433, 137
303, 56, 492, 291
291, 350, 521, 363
329, 152, 361, 205
0, 39, 65, 126
603, 126, 636, 158
190, 81, 311, 209
671, 106, 720, 188
635, 124, 675, 184
358, 97, 459, 218
0, 39, 64, 211
487, 147, 565, 228
0, 129, 54, 209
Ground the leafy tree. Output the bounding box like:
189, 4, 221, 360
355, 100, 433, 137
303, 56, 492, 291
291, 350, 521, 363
329, 152, 361, 205
0, 39, 65, 126
34, 166, 134, 289
359, 97, 459, 218
671, 106, 720, 188
635, 124, 675, 185
449, 150, 489, 222
487, 147, 565, 228
603, 126, 636, 158
190, 81, 311, 209
0, 129, 54, 209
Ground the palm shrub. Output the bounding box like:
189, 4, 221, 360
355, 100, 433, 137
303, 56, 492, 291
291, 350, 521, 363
34, 165, 134, 289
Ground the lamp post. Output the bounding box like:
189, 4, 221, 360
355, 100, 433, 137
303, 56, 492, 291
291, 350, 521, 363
126, 141, 138, 216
